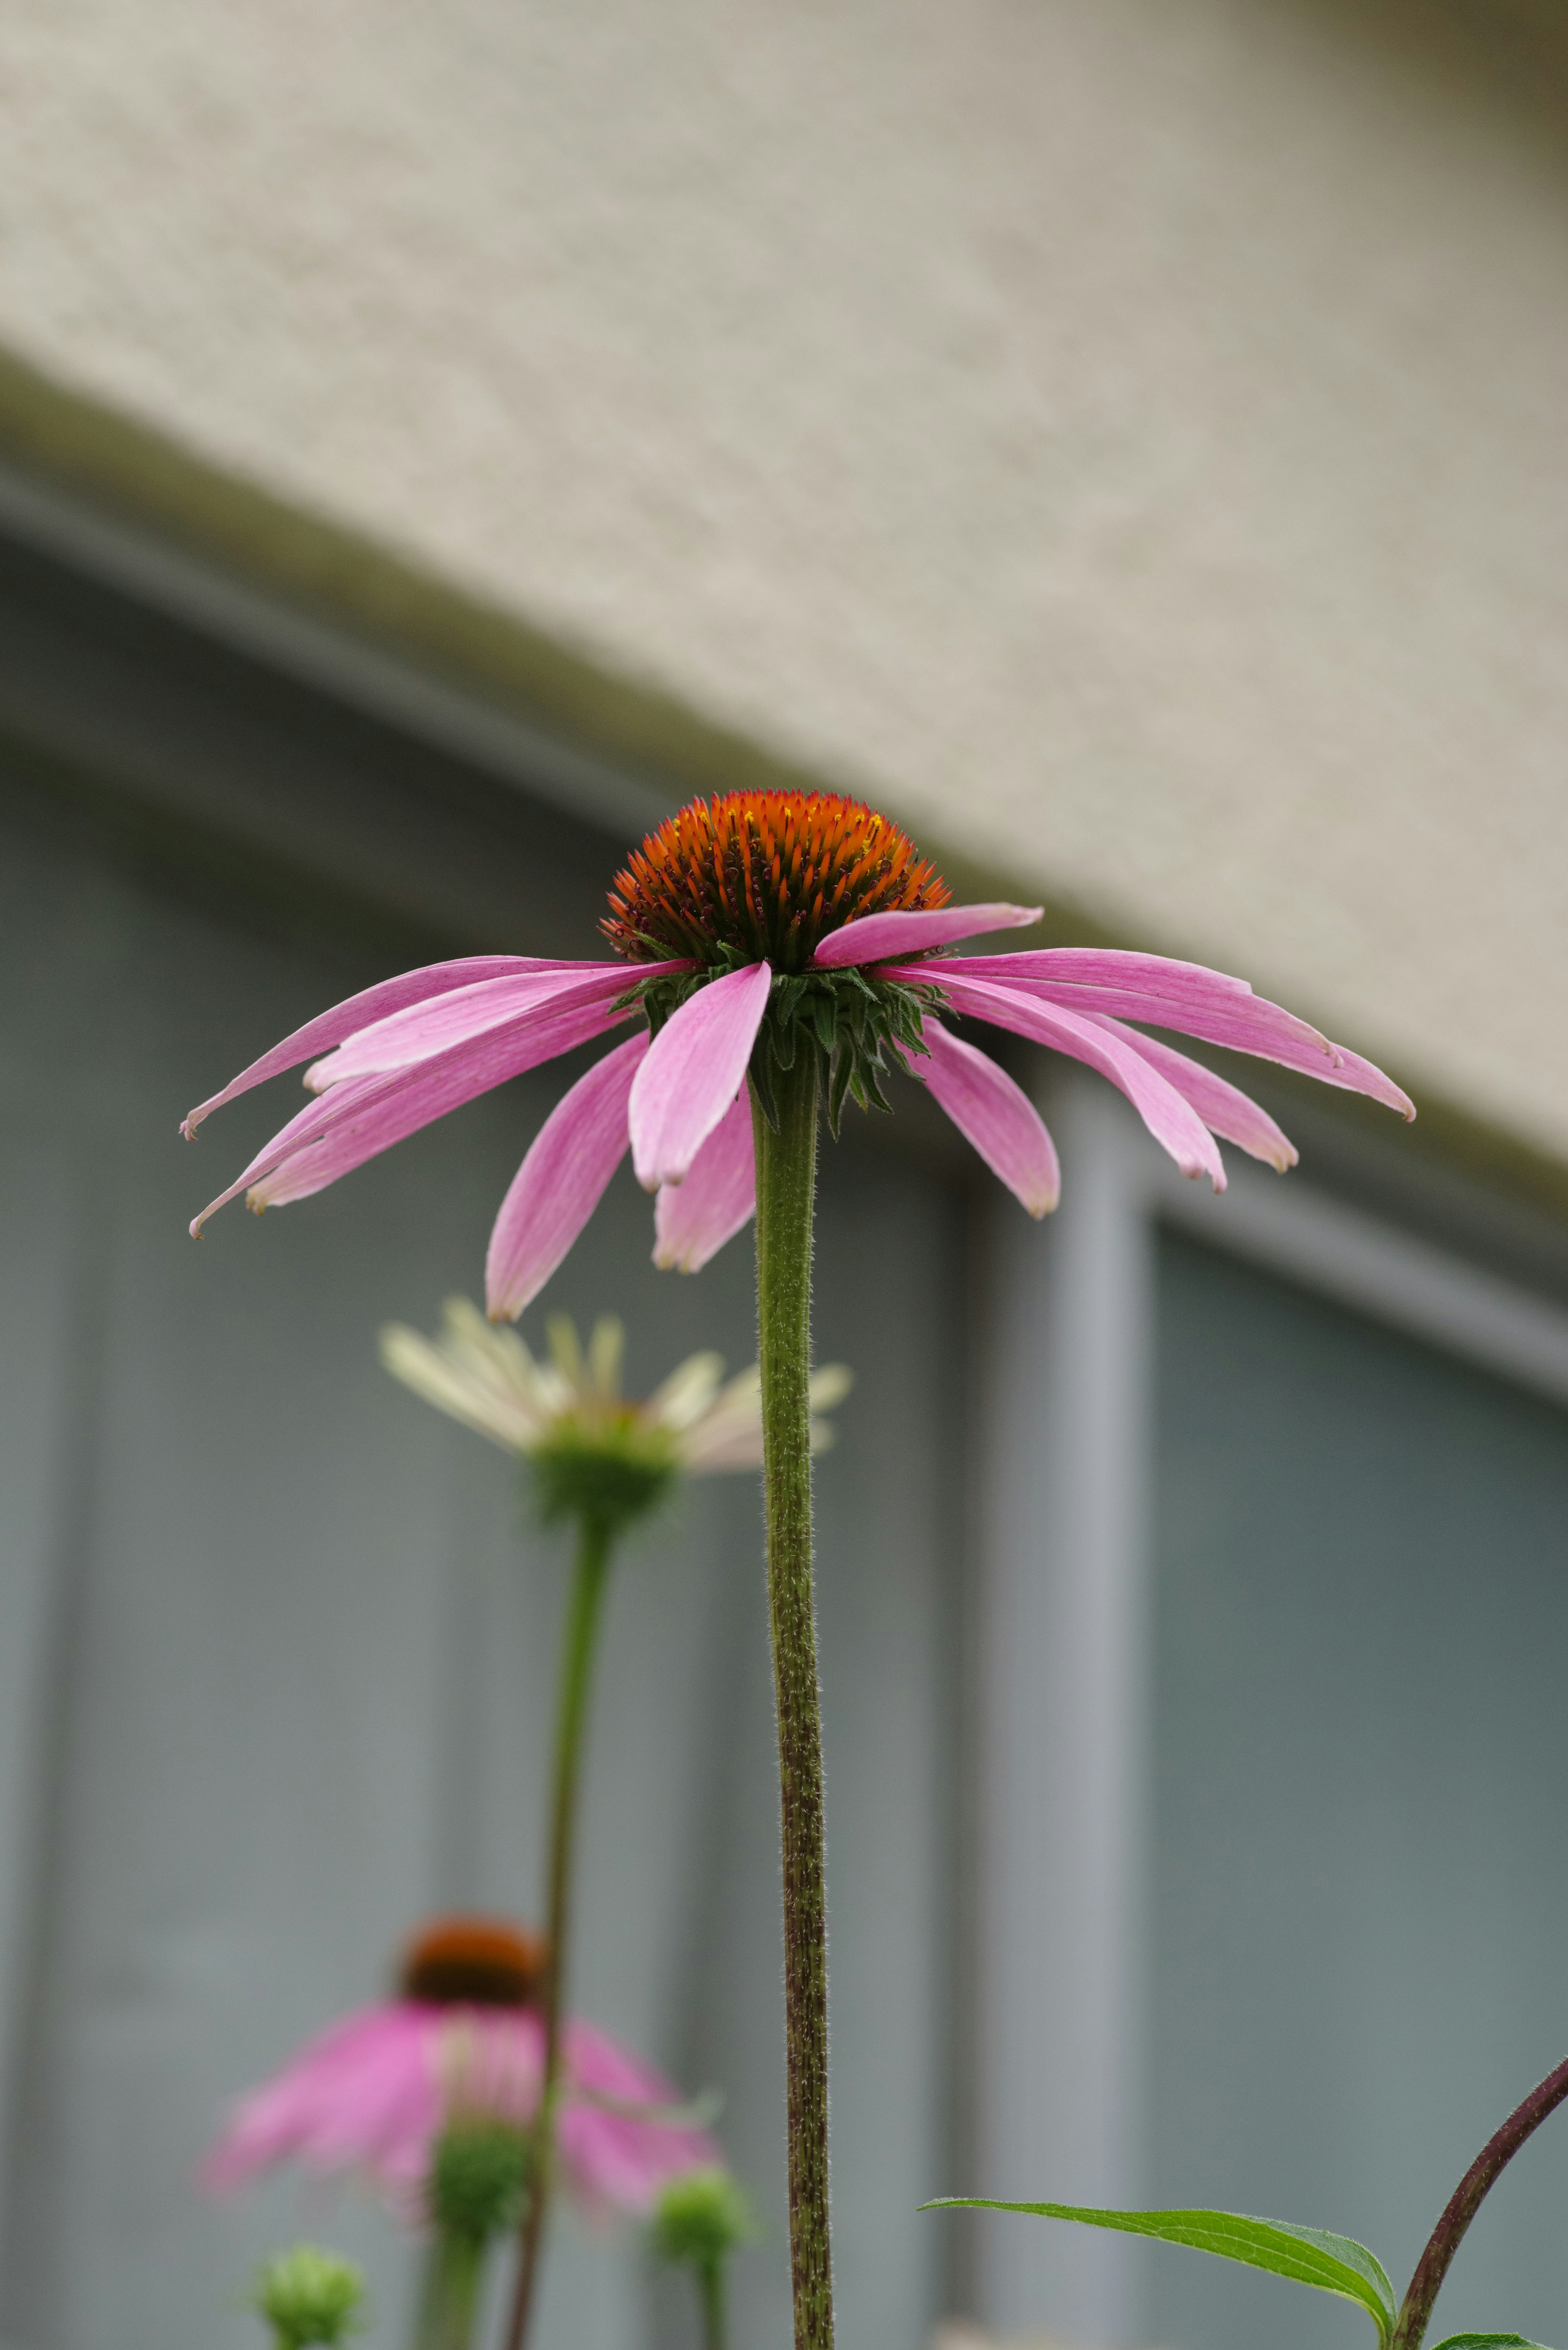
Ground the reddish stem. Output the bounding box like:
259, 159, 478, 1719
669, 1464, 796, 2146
1390, 2051, 1568, 2350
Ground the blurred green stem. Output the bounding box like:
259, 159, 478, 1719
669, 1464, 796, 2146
413, 2233, 483, 2350
503, 1515, 614, 2350
699, 2259, 727, 2350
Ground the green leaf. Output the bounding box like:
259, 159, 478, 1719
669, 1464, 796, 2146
1428, 2335, 1553, 2350
919, 2201, 1396, 2346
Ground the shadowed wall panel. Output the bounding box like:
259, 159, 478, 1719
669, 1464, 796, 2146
1148, 1231, 1568, 2350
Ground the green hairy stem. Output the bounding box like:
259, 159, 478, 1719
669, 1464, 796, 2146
504, 1517, 614, 2350
1391, 2051, 1568, 2350
752, 1052, 834, 2350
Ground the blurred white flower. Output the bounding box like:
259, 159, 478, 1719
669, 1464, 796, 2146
381, 1298, 849, 1478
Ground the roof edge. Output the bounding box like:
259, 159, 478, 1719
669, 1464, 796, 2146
0, 334, 1116, 916
0, 340, 843, 820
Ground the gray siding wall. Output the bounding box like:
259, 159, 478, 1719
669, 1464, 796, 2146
1149, 1233, 1568, 2350
0, 621, 968, 2350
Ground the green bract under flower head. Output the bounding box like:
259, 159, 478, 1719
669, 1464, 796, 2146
253, 2247, 365, 2350
381, 1302, 851, 1527
529, 1416, 679, 1531
650, 2166, 756, 2273
428, 2116, 532, 2245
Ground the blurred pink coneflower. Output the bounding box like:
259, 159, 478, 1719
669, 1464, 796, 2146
204, 1916, 716, 2220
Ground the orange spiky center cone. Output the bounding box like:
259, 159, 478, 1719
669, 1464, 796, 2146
399, 1916, 548, 2009
604, 789, 949, 974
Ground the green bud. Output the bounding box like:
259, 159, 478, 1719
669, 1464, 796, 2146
253, 2245, 365, 2350
650, 2167, 755, 2272
429, 2117, 531, 2245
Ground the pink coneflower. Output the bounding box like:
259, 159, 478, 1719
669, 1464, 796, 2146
183, 793, 1410, 1313
204, 1917, 716, 2220
184, 789, 1412, 2350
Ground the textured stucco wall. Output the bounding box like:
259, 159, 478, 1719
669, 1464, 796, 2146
2, 0, 1566, 1155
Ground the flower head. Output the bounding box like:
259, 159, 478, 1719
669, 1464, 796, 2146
183, 789, 1413, 1314
204, 1915, 717, 2219
603, 789, 949, 969
381, 1300, 850, 1498
252, 2246, 365, 2350
401, 1915, 548, 2006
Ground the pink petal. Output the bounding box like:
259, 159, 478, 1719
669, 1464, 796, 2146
811, 902, 1042, 968
628, 963, 772, 1191
1310, 1041, 1417, 1120
192, 988, 635, 1232
557, 2019, 717, 2215
887, 967, 1225, 1188
912, 1019, 1060, 1216
180, 957, 604, 1137
947, 951, 1413, 1116
191, 1073, 383, 1231
305, 962, 684, 1091
1085, 1016, 1298, 1171
947, 952, 1332, 1064
951, 947, 1258, 1000
192, 1075, 403, 1232
653, 1091, 756, 1271
200, 2001, 548, 2207
201, 2005, 439, 2193
485, 1032, 648, 1320
199, 1995, 708, 2225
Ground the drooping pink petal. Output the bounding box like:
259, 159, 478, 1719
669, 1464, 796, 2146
558, 2019, 717, 2215
200, 2002, 546, 2207
629, 962, 772, 1191
192, 988, 636, 1232
200, 2007, 444, 2193
947, 951, 1334, 1067
1084, 1016, 1297, 1171
180, 957, 604, 1137
304, 961, 684, 1092
951, 947, 1259, 1000
191, 1072, 390, 1231
653, 1090, 756, 1272
947, 950, 1413, 1116
201, 1995, 711, 2222
484, 1032, 649, 1320
1309, 1041, 1417, 1119
911, 1019, 1060, 1216
886, 967, 1225, 1187
811, 902, 1043, 968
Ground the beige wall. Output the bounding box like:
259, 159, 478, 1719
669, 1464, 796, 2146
2, 0, 1566, 1157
